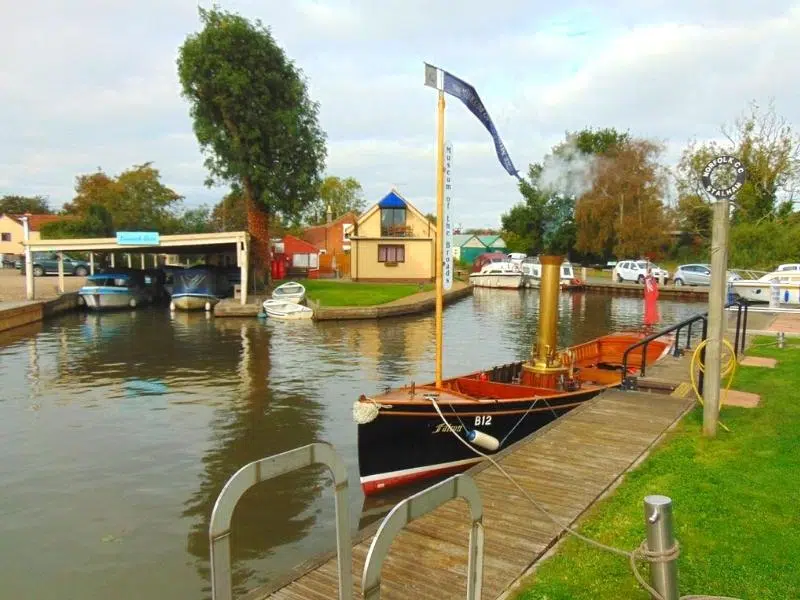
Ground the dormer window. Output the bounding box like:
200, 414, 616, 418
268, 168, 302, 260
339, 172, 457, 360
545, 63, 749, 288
381, 207, 407, 236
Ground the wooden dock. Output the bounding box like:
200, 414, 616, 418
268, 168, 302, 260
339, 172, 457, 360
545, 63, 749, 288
249, 357, 695, 600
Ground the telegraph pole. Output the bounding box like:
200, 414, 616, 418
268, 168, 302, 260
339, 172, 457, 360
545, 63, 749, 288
700, 156, 746, 437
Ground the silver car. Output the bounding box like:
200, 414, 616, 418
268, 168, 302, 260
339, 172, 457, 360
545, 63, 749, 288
672, 264, 741, 286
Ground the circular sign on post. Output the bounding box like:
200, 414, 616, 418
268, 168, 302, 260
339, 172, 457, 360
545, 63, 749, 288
701, 155, 746, 200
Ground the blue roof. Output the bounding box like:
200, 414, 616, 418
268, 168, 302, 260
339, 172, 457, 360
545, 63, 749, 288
377, 191, 406, 209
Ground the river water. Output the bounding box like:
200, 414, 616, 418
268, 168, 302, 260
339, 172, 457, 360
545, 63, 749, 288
0, 289, 705, 599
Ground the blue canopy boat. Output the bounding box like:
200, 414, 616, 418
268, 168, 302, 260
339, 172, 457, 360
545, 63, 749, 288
78, 271, 149, 311
170, 265, 233, 312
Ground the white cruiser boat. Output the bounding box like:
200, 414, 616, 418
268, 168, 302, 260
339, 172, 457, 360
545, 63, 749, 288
79, 271, 150, 310
468, 259, 523, 289
730, 270, 800, 305
521, 257, 580, 289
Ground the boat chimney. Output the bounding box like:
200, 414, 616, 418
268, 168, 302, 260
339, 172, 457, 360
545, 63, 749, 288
522, 255, 569, 386
326, 204, 333, 224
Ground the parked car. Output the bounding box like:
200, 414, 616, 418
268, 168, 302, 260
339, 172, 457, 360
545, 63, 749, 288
672, 264, 742, 287
15, 252, 90, 277
612, 260, 669, 284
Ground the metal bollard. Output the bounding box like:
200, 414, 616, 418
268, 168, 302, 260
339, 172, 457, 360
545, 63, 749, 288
777, 331, 785, 349
644, 495, 679, 600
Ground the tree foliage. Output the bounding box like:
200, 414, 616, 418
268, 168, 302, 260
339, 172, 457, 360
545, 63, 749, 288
177, 7, 327, 280
63, 162, 183, 231
305, 176, 365, 225
576, 138, 670, 259
210, 188, 247, 232
40, 204, 115, 239
0, 195, 52, 214
675, 100, 800, 229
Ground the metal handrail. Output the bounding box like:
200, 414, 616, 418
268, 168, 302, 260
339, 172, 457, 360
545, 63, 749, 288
209, 443, 353, 600
621, 299, 749, 389
361, 474, 484, 600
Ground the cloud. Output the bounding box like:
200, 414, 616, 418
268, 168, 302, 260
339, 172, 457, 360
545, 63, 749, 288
1, 0, 799, 228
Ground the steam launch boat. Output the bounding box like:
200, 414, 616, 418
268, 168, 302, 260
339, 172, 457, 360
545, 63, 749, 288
355, 256, 672, 495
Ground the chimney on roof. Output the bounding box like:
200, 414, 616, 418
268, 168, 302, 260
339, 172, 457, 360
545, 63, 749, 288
326, 204, 333, 224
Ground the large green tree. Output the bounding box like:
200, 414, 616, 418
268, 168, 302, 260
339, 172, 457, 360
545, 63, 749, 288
676, 100, 800, 230
0, 195, 52, 214
177, 7, 327, 283
63, 163, 183, 231
40, 204, 115, 239
305, 176, 365, 225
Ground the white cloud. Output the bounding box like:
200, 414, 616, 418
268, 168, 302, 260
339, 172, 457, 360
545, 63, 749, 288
1, 1, 799, 228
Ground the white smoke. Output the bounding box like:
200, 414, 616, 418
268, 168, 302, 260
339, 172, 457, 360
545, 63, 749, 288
535, 140, 599, 197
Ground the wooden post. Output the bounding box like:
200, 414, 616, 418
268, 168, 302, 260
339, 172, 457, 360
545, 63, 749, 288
127, 254, 132, 268
140, 253, 145, 269
89, 253, 95, 275
702, 197, 730, 437
240, 238, 249, 305
434, 90, 446, 388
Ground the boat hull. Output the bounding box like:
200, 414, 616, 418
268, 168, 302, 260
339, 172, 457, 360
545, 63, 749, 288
358, 387, 601, 495
171, 295, 220, 311
79, 288, 145, 310
730, 281, 800, 305
468, 273, 523, 289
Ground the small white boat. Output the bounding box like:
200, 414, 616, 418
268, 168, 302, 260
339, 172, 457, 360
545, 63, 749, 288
262, 299, 314, 320
79, 271, 150, 310
272, 281, 306, 304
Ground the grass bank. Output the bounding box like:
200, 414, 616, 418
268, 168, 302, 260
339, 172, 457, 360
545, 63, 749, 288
302, 280, 434, 307
514, 338, 800, 600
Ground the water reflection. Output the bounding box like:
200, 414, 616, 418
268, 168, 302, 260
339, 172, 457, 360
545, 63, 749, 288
181, 320, 324, 599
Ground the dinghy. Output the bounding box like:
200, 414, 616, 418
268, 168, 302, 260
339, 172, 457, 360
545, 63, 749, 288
272, 281, 306, 304
262, 299, 313, 320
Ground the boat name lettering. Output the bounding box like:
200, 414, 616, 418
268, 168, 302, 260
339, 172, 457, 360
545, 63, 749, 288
474, 415, 492, 426
433, 422, 464, 434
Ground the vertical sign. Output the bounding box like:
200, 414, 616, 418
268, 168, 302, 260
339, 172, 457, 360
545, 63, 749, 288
443, 141, 454, 290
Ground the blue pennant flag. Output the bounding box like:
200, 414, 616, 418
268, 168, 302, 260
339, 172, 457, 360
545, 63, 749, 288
440, 69, 521, 180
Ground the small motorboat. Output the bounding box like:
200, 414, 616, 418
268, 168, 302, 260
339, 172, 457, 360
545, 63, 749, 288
262, 299, 314, 320
79, 271, 150, 310
272, 281, 306, 304
171, 265, 233, 312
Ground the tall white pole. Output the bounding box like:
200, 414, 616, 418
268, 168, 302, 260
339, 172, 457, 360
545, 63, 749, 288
22, 216, 34, 300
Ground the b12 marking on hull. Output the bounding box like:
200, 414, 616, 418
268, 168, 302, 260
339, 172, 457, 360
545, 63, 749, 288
474, 416, 492, 427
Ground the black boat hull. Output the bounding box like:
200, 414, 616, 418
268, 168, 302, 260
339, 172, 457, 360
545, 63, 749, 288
358, 387, 603, 495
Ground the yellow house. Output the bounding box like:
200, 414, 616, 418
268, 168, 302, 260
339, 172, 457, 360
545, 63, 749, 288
0, 214, 69, 259
350, 190, 436, 282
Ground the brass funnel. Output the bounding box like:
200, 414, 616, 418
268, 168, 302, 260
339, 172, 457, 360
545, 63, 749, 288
523, 255, 569, 378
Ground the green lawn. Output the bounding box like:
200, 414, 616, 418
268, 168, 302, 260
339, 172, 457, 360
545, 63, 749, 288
301, 280, 434, 307
515, 337, 800, 600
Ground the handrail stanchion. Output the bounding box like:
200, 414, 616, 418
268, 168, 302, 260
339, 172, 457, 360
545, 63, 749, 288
362, 474, 484, 600
733, 302, 743, 358
698, 317, 708, 392
740, 301, 749, 354
209, 443, 353, 600
685, 321, 693, 350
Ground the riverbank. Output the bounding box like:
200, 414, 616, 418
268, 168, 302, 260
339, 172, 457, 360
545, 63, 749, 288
512, 336, 800, 600
0, 268, 84, 301
0, 293, 80, 333
584, 280, 710, 299
215, 280, 473, 319
303, 280, 434, 306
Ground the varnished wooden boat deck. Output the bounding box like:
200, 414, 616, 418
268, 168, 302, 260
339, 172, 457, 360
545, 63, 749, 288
251, 358, 695, 600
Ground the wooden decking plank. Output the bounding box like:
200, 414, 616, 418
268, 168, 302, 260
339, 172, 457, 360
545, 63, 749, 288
255, 387, 693, 600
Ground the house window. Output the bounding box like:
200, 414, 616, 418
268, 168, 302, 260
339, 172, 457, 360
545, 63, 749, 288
378, 244, 405, 263
380, 208, 407, 237
1, 233, 10, 241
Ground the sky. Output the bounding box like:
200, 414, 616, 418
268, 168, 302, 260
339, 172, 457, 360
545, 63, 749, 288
2, 1, 799, 229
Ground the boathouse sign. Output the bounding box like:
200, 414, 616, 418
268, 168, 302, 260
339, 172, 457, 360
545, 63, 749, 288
116, 231, 161, 245
701, 155, 746, 200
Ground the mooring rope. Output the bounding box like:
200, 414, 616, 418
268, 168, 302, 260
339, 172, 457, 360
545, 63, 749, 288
428, 397, 744, 600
